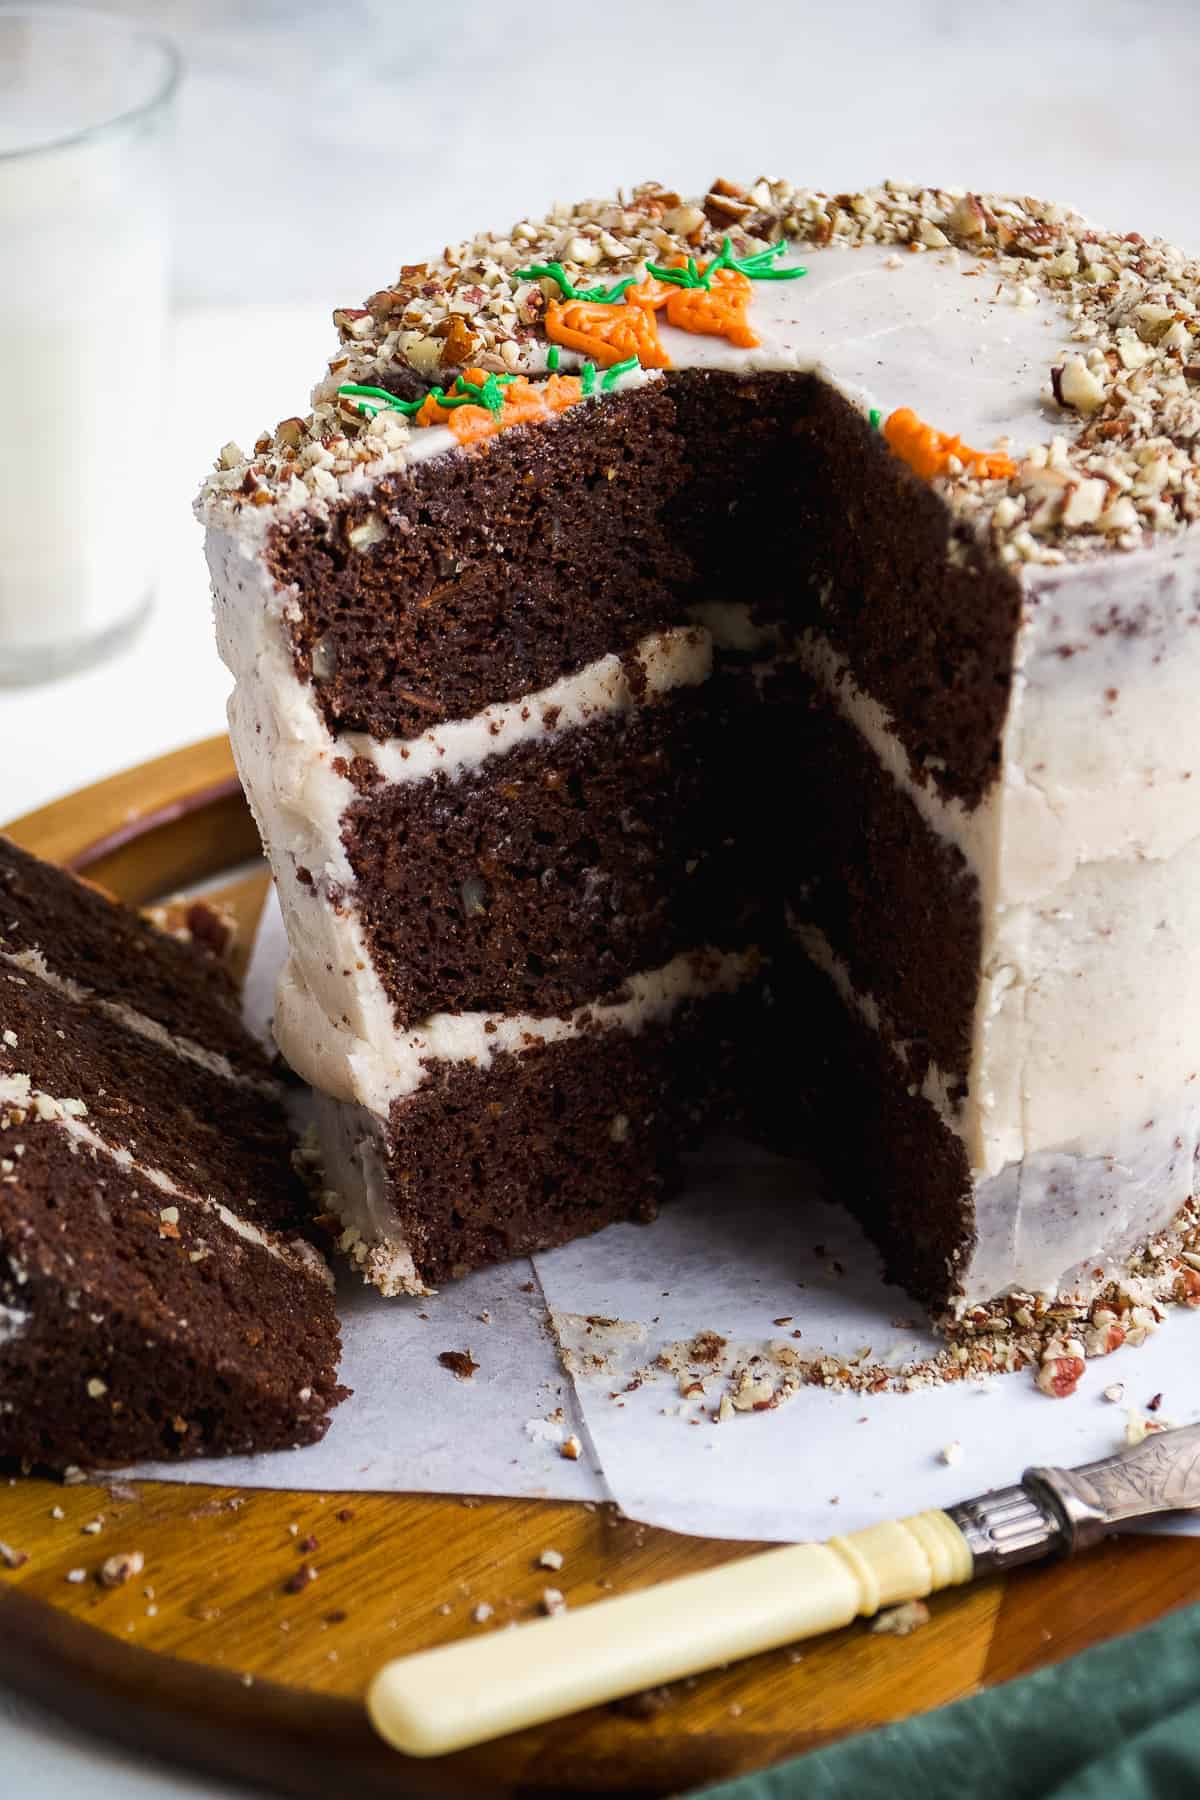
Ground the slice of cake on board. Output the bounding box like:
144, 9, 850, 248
200, 178, 1200, 1323
0, 836, 344, 1472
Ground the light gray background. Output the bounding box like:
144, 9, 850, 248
2, 0, 1198, 1791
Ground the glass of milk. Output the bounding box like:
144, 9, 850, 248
0, 7, 178, 684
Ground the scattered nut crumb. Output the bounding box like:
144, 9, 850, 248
540, 1587, 567, 1616
940, 1441, 963, 1467
560, 1434, 582, 1460
0, 1541, 28, 1570
472, 1602, 494, 1623
1035, 1351, 1085, 1399
1103, 1382, 1125, 1404
538, 1548, 564, 1571
65, 1568, 86, 1584
870, 1599, 930, 1637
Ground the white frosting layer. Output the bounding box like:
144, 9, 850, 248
309, 1094, 429, 1298
357, 625, 710, 787
279, 947, 758, 1116
787, 919, 961, 1136
0, 946, 279, 1097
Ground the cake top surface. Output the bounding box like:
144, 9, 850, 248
198, 178, 1200, 567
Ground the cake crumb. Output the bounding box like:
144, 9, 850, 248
0, 1541, 28, 1570
65, 1568, 86, 1584
437, 1349, 479, 1381
1126, 1409, 1175, 1446
49, 1506, 63, 1520
81, 1518, 103, 1535
560, 1434, 582, 1460
870, 1599, 930, 1636
472, 1602, 494, 1623
540, 1587, 567, 1616
538, 1548, 564, 1571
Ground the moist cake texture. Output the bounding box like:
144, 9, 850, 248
0, 836, 344, 1470
200, 178, 1200, 1316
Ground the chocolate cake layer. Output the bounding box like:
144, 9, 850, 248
771, 673, 981, 1087
757, 937, 976, 1312
341, 676, 753, 1027
365, 981, 752, 1289
0, 836, 264, 1080
667, 372, 1025, 809
0, 1119, 343, 1469
269, 385, 688, 741
0, 963, 311, 1238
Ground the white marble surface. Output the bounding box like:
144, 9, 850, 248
0, 0, 1198, 1791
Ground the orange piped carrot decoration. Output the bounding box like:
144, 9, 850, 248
544, 297, 670, 369
623, 264, 759, 347
883, 407, 1016, 482
664, 266, 758, 348
520, 238, 806, 367
411, 369, 589, 446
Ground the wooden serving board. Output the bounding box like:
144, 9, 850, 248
2, 735, 1198, 1798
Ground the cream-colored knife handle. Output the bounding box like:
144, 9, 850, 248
368, 1509, 971, 1758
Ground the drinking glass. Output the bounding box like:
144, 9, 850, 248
0, 6, 178, 684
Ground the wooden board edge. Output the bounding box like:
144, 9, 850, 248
3, 735, 259, 903
0, 1585, 415, 1800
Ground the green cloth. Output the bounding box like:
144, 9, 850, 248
700, 1602, 1200, 1799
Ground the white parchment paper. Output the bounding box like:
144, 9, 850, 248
129, 890, 1200, 1541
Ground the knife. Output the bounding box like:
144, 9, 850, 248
368, 1421, 1200, 1758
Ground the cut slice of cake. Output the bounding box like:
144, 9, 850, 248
0, 836, 344, 1470
200, 179, 1200, 1320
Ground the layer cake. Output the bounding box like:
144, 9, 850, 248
200, 180, 1200, 1318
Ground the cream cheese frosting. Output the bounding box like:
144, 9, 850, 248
202, 177, 1200, 1308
